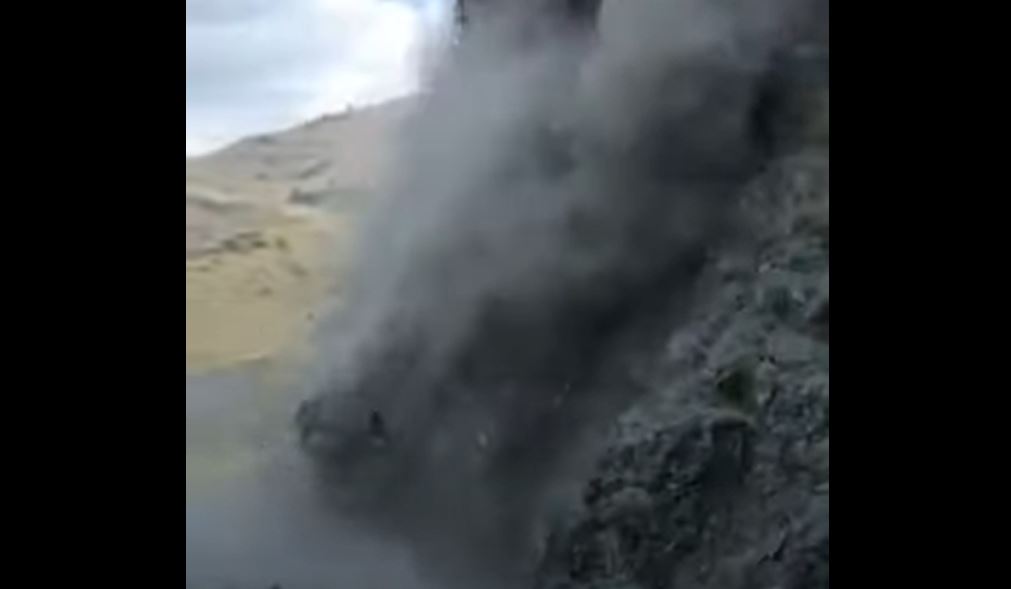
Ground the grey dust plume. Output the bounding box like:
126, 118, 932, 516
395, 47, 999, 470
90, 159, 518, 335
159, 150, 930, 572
191, 1, 828, 588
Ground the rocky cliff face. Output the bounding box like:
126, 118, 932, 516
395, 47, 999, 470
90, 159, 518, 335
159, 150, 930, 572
534, 149, 828, 589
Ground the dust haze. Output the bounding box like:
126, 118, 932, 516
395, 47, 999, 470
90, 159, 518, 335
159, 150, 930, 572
187, 1, 827, 588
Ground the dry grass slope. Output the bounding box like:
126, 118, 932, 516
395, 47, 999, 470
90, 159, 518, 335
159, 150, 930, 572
185, 100, 411, 374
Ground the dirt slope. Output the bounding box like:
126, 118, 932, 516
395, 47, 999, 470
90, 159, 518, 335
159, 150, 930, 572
185, 100, 412, 373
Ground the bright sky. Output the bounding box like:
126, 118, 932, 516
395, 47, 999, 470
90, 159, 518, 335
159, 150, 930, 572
186, 0, 450, 156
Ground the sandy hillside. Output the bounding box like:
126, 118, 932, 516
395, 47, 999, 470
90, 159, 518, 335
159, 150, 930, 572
186, 99, 413, 374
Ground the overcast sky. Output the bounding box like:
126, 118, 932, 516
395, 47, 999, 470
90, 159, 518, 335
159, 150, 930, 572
186, 0, 449, 155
